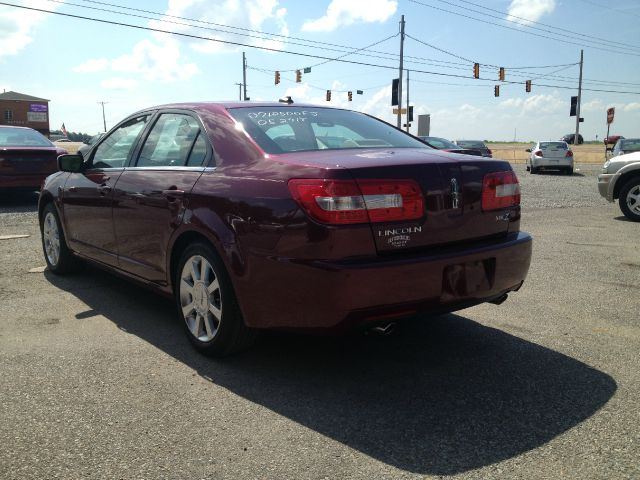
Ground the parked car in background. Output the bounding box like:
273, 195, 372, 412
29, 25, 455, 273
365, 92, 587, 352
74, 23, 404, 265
598, 151, 640, 221
609, 138, 640, 158
53, 138, 72, 143
526, 141, 574, 175
78, 132, 105, 157
454, 140, 492, 157
417, 136, 484, 156
39, 102, 532, 356
560, 133, 584, 145
0, 125, 67, 191
604, 135, 624, 145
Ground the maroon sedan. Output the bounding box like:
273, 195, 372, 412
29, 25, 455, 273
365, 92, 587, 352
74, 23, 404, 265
0, 125, 67, 190
39, 102, 532, 356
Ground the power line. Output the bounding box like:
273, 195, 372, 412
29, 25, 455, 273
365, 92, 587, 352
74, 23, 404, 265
408, 0, 640, 57
2, 2, 639, 95
427, 0, 640, 52
576, 0, 640, 19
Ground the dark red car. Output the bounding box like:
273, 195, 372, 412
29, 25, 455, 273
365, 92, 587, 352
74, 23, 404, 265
39, 102, 532, 356
0, 125, 67, 190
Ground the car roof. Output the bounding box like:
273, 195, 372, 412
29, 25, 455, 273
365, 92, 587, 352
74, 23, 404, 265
141, 101, 348, 114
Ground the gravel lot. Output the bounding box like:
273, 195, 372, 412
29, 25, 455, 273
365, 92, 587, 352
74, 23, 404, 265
1, 162, 638, 480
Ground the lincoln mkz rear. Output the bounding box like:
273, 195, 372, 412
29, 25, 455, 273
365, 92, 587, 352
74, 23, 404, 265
39, 103, 532, 356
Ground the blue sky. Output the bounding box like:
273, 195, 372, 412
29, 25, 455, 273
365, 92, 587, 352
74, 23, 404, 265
1, 0, 639, 141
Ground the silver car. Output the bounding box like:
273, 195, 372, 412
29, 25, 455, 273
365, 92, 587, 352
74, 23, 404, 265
598, 151, 640, 221
526, 141, 574, 175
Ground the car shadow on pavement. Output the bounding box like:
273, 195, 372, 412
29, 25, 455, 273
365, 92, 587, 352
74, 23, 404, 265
45, 266, 617, 476
0, 190, 39, 213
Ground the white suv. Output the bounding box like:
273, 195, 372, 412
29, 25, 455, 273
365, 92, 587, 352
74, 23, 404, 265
598, 151, 640, 221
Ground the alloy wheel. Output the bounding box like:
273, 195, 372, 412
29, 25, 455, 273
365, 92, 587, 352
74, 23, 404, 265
179, 255, 222, 342
626, 184, 640, 216
43, 212, 61, 267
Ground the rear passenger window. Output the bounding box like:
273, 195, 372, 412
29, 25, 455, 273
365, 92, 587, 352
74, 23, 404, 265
137, 114, 201, 167
186, 132, 208, 167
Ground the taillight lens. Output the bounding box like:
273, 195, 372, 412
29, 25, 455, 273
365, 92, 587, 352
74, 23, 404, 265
566, 150, 573, 158
482, 171, 521, 211
534, 150, 543, 157
288, 179, 424, 225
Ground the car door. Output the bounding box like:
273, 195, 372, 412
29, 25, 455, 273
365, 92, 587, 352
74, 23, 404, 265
112, 111, 211, 283
61, 114, 151, 266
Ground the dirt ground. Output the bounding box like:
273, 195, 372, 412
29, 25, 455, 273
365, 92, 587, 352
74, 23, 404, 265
490, 143, 607, 164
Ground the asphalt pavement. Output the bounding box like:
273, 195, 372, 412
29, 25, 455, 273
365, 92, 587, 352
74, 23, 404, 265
0, 164, 638, 479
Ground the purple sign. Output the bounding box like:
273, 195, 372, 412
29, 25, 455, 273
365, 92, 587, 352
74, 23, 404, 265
30, 104, 48, 112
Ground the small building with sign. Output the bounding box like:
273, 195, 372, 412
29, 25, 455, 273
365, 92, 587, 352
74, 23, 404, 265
0, 91, 50, 137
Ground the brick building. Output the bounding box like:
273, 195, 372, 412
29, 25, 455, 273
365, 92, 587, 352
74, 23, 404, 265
0, 91, 51, 137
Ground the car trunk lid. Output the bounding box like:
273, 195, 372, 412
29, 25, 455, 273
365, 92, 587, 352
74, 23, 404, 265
0, 147, 59, 175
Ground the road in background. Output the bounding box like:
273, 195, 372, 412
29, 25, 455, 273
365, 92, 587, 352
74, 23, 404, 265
0, 165, 638, 479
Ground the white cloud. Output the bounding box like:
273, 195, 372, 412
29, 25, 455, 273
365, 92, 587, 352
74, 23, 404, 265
623, 102, 640, 112
302, 0, 397, 32
73, 58, 109, 73
506, 0, 555, 24
100, 78, 138, 90
151, 0, 289, 54
499, 98, 524, 109
522, 93, 564, 114
110, 39, 199, 82
581, 99, 605, 112
0, 0, 59, 59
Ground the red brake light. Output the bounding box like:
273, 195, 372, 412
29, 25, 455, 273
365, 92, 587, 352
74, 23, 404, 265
534, 150, 543, 157
288, 179, 424, 225
482, 171, 520, 211
565, 150, 573, 157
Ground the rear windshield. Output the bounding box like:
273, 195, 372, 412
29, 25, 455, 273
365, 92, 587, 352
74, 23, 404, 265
227, 106, 427, 154
540, 142, 568, 150
456, 140, 485, 148
0, 127, 53, 147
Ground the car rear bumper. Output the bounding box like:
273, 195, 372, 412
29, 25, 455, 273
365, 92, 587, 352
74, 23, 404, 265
532, 158, 574, 169
0, 174, 48, 189
238, 232, 533, 330
597, 173, 615, 202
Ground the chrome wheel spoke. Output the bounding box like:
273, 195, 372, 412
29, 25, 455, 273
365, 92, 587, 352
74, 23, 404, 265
203, 314, 214, 337
207, 277, 219, 294
208, 303, 222, 321
43, 212, 61, 266
182, 302, 195, 317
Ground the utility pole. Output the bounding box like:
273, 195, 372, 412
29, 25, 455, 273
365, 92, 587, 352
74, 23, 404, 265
242, 52, 248, 101
97, 101, 108, 132
397, 15, 405, 129
574, 49, 583, 144
405, 69, 410, 133
235, 83, 243, 101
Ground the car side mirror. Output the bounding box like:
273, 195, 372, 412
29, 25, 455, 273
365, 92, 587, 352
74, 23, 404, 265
58, 154, 84, 172
525, 148, 531, 153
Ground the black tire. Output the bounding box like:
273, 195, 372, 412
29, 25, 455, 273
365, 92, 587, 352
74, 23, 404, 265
566, 167, 574, 175
530, 166, 538, 174
40, 203, 77, 274
618, 177, 640, 222
175, 242, 256, 356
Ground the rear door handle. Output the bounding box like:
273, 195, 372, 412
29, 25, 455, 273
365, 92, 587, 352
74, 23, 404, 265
98, 184, 112, 195
162, 189, 185, 199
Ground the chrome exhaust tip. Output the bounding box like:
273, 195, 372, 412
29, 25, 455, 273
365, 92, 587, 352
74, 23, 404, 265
369, 322, 397, 335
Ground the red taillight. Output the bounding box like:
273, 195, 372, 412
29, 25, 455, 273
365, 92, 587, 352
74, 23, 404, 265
482, 171, 521, 211
534, 150, 543, 157
487, 149, 493, 156
565, 150, 573, 157
288, 179, 424, 225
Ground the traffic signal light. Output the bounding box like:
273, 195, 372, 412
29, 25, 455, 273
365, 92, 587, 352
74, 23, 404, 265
473, 63, 480, 79
348, 91, 352, 101
295, 70, 301, 83
494, 85, 500, 97
275, 71, 280, 85
526, 80, 532, 93
499, 67, 505, 81
326, 90, 331, 101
